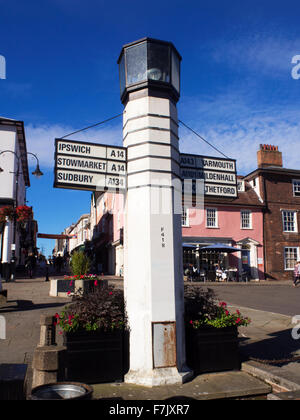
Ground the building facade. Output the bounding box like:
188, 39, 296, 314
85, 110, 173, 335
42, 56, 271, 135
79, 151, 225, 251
0, 117, 31, 279
61, 145, 300, 282
89, 192, 124, 275
245, 144, 300, 281
181, 178, 265, 281
76, 176, 264, 281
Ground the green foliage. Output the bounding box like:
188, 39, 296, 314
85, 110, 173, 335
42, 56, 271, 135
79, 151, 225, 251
70, 251, 91, 277
55, 284, 128, 333
55, 311, 80, 333
184, 285, 251, 329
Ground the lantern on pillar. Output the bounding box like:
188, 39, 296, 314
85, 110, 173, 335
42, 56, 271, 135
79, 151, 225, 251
118, 37, 181, 104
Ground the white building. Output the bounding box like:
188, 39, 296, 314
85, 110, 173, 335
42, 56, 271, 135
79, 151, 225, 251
67, 214, 90, 254
0, 117, 30, 280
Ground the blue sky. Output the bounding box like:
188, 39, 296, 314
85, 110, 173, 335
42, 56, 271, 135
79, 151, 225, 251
1, 0, 300, 256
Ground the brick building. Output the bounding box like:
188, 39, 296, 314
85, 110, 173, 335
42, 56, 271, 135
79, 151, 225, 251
245, 144, 300, 281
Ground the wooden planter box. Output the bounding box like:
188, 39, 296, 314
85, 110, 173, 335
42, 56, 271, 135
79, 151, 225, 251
63, 330, 129, 384
185, 325, 240, 374
50, 279, 108, 297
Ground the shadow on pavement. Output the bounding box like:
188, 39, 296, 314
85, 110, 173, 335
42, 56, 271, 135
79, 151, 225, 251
0, 300, 68, 313
239, 328, 300, 367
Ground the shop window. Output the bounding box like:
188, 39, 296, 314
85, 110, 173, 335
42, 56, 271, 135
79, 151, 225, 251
206, 208, 218, 228
282, 210, 297, 232
199, 250, 219, 271
183, 247, 196, 267
284, 247, 299, 270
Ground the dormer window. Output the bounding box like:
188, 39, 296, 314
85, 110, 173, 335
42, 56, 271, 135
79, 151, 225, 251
237, 180, 245, 192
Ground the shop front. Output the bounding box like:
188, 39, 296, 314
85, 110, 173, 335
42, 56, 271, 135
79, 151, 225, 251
182, 238, 251, 282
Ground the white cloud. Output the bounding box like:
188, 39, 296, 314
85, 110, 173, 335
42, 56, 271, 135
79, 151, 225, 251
179, 95, 300, 175
209, 33, 300, 78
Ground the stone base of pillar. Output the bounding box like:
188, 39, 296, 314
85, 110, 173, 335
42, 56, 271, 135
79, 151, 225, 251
125, 366, 193, 387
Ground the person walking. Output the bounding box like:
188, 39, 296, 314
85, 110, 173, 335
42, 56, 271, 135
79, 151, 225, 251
293, 261, 300, 287
25, 253, 36, 279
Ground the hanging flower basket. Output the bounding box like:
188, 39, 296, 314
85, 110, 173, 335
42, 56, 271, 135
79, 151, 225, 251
0, 206, 15, 223
16, 205, 33, 222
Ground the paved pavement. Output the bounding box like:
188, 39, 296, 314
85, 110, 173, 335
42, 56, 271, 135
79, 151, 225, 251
1, 275, 300, 400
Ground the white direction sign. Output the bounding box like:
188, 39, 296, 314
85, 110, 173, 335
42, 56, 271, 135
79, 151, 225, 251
180, 153, 237, 198
54, 139, 127, 192
56, 139, 126, 161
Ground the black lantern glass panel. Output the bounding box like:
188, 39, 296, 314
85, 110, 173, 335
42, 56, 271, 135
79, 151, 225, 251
147, 42, 170, 83
126, 42, 147, 86
118, 38, 181, 102
171, 50, 180, 94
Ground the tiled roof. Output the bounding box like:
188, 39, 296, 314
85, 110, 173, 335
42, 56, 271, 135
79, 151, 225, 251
204, 179, 265, 208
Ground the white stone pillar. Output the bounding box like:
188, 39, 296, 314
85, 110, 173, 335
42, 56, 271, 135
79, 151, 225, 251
2, 219, 12, 264
1, 218, 12, 284
123, 94, 192, 386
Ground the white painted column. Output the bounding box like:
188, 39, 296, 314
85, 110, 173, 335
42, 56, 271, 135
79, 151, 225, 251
2, 219, 12, 264
123, 94, 192, 386
250, 243, 259, 280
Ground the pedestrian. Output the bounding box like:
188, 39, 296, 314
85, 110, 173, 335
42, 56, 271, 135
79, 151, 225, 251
192, 265, 198, 281
25, 253, 36, 279
38, 257, 47, 277
293, 261, 300, 287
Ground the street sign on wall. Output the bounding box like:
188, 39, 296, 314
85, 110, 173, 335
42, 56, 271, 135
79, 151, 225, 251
180, 153, 237, 198
54, 139, 127, 192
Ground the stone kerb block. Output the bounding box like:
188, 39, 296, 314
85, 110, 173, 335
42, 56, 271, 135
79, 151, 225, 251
32, 346, 65, 371
32, 346, 66, 389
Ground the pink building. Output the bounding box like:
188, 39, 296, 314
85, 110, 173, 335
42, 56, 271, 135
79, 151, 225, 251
182, 178, 265, 281
89, 191, 125, 275
88, 177, 265, 281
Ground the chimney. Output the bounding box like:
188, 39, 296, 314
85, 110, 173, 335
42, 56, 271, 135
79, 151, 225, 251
257, 144, 283, 168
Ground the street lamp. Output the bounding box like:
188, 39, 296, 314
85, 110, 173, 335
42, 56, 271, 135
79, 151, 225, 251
0, 150, 43, 281
117, 37, 181, 104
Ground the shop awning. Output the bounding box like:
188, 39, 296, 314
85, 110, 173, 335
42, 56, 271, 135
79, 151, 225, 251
200, 243, 241, 253
182, 243, 198, 248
